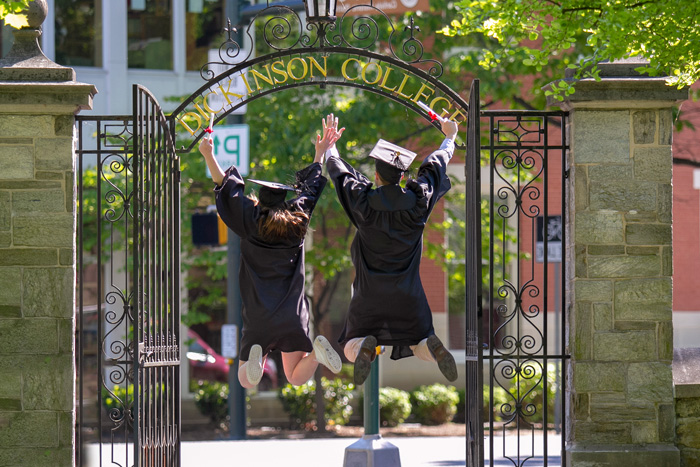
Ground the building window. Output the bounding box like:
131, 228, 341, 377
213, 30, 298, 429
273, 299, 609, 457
185, 0, 224, 71
55, 0, 103, 67
128, 0, 172, 70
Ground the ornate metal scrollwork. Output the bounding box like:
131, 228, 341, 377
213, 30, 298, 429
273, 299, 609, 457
200, 3, 445, 82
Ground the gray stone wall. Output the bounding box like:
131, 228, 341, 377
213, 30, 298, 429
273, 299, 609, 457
0, 114, 80, 466
674, 348, 700, 466
570, 107, 675, 444
0, 4, 96, 464
548, 59, 687, 466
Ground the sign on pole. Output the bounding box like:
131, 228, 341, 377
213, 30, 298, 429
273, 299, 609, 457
536, 215, 562, 263
221, 324, 238, 359
207, 124, 250, 177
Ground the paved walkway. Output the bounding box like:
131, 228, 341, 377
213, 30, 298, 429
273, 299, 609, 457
85, 433, 562, 466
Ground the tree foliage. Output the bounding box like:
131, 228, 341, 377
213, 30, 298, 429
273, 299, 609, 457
440, 0, 699, 98
0, 1, 30, 29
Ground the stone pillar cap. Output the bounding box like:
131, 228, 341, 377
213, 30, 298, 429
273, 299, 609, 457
546, 58, 689, 109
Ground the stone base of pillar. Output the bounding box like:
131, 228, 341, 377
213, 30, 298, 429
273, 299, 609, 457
567, 444, 679, 467
344, 434, 401, 467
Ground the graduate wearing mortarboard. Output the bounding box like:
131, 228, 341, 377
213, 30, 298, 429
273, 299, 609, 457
322, 113, 459, 385
198, 119, 344, 388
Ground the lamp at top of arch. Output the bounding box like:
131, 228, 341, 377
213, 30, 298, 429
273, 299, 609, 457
304, 0, 338, 24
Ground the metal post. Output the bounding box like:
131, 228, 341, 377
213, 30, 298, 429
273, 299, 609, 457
225, 0, 247, 441
344, 356, 401, 467
363, 359, 380, 435
227, 232, 247, 439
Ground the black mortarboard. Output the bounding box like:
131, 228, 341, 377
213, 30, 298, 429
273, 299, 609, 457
248, 179, 297, 207
369, 139, 418, 184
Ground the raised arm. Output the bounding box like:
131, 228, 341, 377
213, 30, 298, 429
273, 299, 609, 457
199, 137, 225, 186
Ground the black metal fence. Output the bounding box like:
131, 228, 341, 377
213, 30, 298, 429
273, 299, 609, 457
474, 109, 569, 466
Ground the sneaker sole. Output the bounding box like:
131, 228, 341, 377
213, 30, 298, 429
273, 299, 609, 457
246, 344, 264, 385
314, 336, 342, 373
353, 336, 377, 386
427, 335, 458, 382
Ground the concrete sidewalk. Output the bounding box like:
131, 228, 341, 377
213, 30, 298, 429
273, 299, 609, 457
85, 433, 562, 466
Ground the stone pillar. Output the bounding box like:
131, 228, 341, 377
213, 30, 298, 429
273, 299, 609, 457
547, 58, 687, 466
0, 1, 96, 465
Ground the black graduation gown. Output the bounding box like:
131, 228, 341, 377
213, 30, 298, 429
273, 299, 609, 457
327, 146, 453, 360
214, 162, 327, 361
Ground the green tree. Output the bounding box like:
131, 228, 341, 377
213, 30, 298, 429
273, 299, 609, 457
440, 0, 699, 98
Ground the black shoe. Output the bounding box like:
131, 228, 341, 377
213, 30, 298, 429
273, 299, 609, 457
353, 336, 378, 386
427, 335, 458, 382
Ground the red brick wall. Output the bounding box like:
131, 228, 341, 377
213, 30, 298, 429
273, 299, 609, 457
672, 87, 700, 311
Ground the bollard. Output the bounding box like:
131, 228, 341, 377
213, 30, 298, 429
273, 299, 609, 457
343, 356, 401, 467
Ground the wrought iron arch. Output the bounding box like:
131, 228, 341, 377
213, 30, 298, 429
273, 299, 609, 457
169, 4, 469, 153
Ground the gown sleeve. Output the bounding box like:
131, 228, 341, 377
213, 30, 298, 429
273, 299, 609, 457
289, 162, 327, 217
407, 137, 455, 218
325, 148, 373, 228
213, 165, 258, 239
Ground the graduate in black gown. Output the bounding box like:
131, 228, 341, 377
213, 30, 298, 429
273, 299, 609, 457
323, 114, 459, 385
198, 119, 344, 388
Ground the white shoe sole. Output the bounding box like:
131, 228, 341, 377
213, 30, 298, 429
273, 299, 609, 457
314, 336, 342, 374
246, 344, 264, 385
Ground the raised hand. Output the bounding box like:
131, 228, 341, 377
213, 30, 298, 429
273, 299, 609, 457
314, 113, 345, 163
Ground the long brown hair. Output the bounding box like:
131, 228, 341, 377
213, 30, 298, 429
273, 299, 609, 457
249, 194, 309, 243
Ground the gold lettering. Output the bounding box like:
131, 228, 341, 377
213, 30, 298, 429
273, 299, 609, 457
250, 64, 275, 90
271, 60, 289, 84
378, 66, 397, 92
396, 73, 414, 100
449, 108, 467, 124
240, 73, 255, 94
287, 57, 309, 81
308, 56, 328, 78
217, 80, 245, 105
412, 82, 436, 104
429, 96, 452, 119
193, 103, 212, 122
178, 112, 202, 136
203, 91, 224, 114
341, 58, 361, 81
361, 61, 382, 85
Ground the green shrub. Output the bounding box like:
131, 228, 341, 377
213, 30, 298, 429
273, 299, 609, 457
278, 377, 355, 429
379, 387, 412, 427
410, 383, 459, 426
194, 381, 229, 426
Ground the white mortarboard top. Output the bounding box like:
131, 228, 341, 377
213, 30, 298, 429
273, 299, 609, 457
368, 139, 417, 171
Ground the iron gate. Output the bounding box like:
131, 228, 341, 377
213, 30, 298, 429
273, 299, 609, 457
466, 103, 570, 466
75, 85, 181, 467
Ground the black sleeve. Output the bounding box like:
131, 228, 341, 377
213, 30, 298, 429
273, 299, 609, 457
408, 148, 453, 218
325, 154, 373, 228
213, 165, 258, 239
289, 162, 327, 217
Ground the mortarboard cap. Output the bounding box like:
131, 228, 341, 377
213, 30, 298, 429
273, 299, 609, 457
248, 179, 297, 207
368, 139, 417, 171
369, 139, 418, 184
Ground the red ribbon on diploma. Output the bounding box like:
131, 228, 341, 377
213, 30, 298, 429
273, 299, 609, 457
205, 113, 214, 134
417, 101, 446, 123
